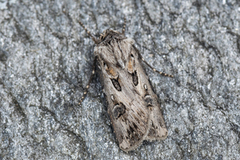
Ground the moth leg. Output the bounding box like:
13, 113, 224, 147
79, 58, 97, 105
141, 57, 174, 78
122, 16, 126, 35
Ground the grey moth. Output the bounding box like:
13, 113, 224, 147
78, 17, 172, 152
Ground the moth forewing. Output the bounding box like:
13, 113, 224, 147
78, 19, 171, 152
132, 47, 168, 141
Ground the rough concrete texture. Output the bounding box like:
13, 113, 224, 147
0, 0, 240, 159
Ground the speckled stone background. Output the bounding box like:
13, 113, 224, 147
0, 0, 240, 159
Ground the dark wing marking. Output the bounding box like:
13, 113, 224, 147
130, 45, 168, 141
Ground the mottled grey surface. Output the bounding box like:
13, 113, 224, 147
0, 0, 240, 159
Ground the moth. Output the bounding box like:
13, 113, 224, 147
78, 17, 173, 152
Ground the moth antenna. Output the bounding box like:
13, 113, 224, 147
141, 57, 174, 78
79, 58, 97, 106
78, 20, 100, 44
122, 17, 126, 35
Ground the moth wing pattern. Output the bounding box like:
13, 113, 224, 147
145, 94, 168, 141
132, 46, 168, 141
95, 35, 151, 152
94, 30, 167, 152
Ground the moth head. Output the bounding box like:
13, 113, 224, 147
78, 19, 127, 44
99, 29, 108, 40
99, 29, 123, 41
